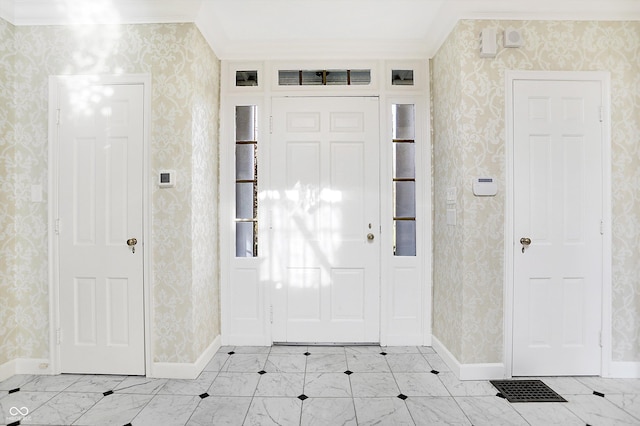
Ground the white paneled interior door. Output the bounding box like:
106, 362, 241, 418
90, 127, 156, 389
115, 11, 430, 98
512, 79, 603, 376
57, 81, 145, 375
271, 97, 380, 343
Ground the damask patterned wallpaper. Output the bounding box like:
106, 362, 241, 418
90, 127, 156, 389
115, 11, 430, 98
433, 20, 640, 364
0, 18, 16, 367
1, 20, 221, 365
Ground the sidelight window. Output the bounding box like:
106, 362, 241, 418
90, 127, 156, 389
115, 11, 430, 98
392, 104, 416, 256
235, 105, 258, 257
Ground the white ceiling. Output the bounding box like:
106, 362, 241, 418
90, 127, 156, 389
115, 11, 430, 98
2, 0, 639, 59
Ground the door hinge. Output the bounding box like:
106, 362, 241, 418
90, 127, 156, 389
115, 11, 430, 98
599, 106, 604, 123
55, 218, 60, 235
56, 328, 61, 345
269, 116, 273, 134
56, 108, 61, 125
269, 304, 274, 324
600, 220, 604, 235
599, 331, 603, 347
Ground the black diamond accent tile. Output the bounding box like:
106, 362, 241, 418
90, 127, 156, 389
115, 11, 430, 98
298, 394, 308, 401
496, 392, 506, 399
7, 421, 20, 426
593, 391, 605, 398
103, 390, 114, 396
380, 352, 387, 356
199, 393, 209, 399
8, 388, 19, 394
397, 394, 408, 400
228, 351, 235, 355
490, 380, 567, 403
304, 352, 311, 356
123, 424, 132, 426
430, 370, 440, 375
258, 370, 267, 375
344, 370, 353, 375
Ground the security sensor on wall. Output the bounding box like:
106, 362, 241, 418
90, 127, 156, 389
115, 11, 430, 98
479, 28, 497, 58
504, 28, 524, 48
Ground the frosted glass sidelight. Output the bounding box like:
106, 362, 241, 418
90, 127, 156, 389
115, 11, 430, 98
236, 106, 257, 142
236, 222, 255, 257
395, 221, 416, 256
394, 142, 415, 179
235, 105, 258, 257
235, 144, 255, 181
394, 181, 416, 218
392, 104, 415, 140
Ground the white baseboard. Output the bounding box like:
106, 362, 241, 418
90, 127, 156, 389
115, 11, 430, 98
150, 335, 221, 379
432, 335, 505, 381
607, 361, 640, 379
0, 358, 54, 382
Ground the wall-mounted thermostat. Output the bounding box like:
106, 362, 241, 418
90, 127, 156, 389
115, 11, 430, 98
159, 170, 176, 188
472, 177, 497, 196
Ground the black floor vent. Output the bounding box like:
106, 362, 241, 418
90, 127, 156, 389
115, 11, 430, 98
490, 379, 567, 403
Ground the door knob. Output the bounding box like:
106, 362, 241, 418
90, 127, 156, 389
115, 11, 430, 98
367, 233, 375, 241
127, 238, 138, 253
520, 237, 531, 253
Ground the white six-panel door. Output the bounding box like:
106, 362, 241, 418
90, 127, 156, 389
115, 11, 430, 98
271, 97, 380, 343
512, 79, 603, 376
57, 82, 145, 375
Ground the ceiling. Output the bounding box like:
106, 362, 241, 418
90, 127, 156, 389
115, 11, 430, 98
2, 0, 639, 59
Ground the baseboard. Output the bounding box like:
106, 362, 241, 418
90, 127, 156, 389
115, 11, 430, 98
0, 358, 54, 382
150, 335, 221, 379
432, 335, 505, 381
607, 361, 640, 378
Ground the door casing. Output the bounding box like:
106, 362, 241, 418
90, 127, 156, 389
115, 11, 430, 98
48, 74, 152, 376
504, 70, 612, 377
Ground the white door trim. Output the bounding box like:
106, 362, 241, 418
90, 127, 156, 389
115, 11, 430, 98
48, 74, 152, 376
504, 70, 612, 377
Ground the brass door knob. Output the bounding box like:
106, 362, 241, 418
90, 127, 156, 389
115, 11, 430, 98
127, 238, 137, 246
367, 233, 375, 241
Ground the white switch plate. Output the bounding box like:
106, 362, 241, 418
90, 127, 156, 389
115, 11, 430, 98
446, 187, 457, 204
446, 208, 456, 226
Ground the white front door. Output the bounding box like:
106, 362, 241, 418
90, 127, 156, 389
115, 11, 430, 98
271, 97, 380, 343
512, 79, 603, 376
57, 81, 145, 375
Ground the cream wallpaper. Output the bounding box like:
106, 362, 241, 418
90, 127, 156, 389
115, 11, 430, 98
2, 20, 221, 365
0, 18, 16, 367
433, 20, 640, 364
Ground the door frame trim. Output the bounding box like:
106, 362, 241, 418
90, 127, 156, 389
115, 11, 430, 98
47, 74, 152, 375
504, 70, 612, 377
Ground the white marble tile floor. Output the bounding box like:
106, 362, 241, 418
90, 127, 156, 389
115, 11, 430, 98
2, 346, 640, 425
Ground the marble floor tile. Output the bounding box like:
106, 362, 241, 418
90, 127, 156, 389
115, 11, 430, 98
305, 353, 348, 373
203, 352, 231, 371
350, 373, 400, 397
454, 396, 529, 426
244, 397, 302, 426
232, 346, 272, 354
564, 393, 640, 425
301, 397, 356, 426
511, 401, 585, 426
0, 374, 35, 391
114, 376, 168, 395
72, 393, 153, 425
255, 373, 305, 397
405, 396, 472, 425
418, 346, 436, 354
186, 396, 251, 426
534, 376, 593, 395
380, 346, 421, 354
303, 372, 352, 397
21, 392, 102, 426
222, 353, 269, 373
158, 372, 217, 396
264, 354, 307, 373
575, 376, 640, 394
64, 374, 127, 393
606, 393, 640, 419
21, 374, 82, 392
0, 391, 57, 425
423, 354, 450, 372
209, 372, 260, 397
270, 345, 308, 355
385, 354, 431, 372
305, 346, 347, 354
353, 397, 414, 425
345, 346, 383, 355
130, 394, 201, 426
346, 353, 391, 373
438, 372, 497, 396
394, 372, 450, 397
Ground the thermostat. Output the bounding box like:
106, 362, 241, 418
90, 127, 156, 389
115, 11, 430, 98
159, 170, 175, 188
472, 177, 497, 196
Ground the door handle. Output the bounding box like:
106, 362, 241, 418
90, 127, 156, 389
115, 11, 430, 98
127, 238, 138, 253
367, 233, 375, 241
520, 237, 531, 253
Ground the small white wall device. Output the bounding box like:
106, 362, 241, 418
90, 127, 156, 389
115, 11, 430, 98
158, 170, 175, 188
479, 28, 497, 58
472, 177, 498, 196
